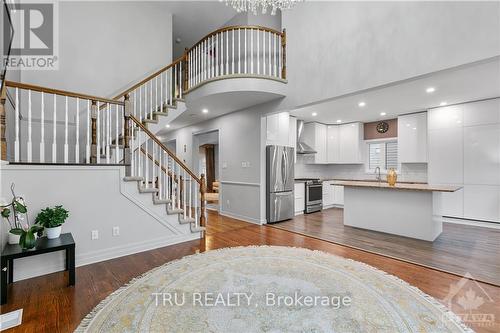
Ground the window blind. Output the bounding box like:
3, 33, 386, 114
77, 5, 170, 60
385, 141, 398, 170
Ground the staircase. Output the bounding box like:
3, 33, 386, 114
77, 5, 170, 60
0, 25, 287, 237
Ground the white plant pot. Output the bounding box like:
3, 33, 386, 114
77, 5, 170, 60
46, 226, 62, 239
8, 231, 20, 245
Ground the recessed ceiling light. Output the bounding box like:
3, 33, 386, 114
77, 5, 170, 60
358, 102, 366, 107
426, 87, 436, 93
380, 112, 386, 116
165, 124, 170, 128
336, 119, 342, 123
202, 108, 208, 114
312, 112, 317, 116
440, 101, 447, 106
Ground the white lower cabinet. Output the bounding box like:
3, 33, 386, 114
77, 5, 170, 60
440, 187, 464, 218
322, 182, 343, 208
333, 185, 344, 205
322, 181, 334, 207
294, 182, 305, 214
463, 185, 500, 222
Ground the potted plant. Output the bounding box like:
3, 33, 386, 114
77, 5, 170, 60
1, 183, 43, 249
35, 205, 69, 239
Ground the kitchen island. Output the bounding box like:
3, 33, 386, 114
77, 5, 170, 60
333, 180, 461, 241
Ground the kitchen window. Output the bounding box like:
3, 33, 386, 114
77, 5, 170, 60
367, 140, 398, 172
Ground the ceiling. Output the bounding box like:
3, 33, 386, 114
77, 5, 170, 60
166, 1, 237, 59
290, 57, 500, 124
157, 90, 284, 135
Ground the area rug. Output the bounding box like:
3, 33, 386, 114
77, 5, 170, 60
75, 246, 472, 333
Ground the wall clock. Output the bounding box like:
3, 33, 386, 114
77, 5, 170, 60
376, 121, 389, 134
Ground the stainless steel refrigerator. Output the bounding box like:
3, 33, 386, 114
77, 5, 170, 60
266, 145, 295, 223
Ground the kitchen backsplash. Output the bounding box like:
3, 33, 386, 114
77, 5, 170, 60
295, 155, 428, 182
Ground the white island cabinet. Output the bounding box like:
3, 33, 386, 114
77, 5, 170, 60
335, 180, 461, 241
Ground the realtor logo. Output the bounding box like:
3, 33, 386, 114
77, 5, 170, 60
3, 0, 59, 70
442, 273, 495, 329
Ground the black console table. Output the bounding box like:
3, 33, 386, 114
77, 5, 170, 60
1, 233, 75, 304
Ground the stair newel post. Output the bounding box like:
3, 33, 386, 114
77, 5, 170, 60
281, 28, 286, 80
90, 100, 98, 163
183, 48, 189, 93
199, 173, 207, 227
123, 94, 132, 176
0, 80, 6, 161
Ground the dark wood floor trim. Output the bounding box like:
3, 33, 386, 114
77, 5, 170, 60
266, 224, 500, 288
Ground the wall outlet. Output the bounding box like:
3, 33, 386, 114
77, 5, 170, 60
226, 199, 230, 208
222, 161, 228, 169
112, 226, 120, 236
91, 230, 99, 240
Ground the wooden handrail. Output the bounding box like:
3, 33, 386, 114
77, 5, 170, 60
4, 80, 124, 105
187, 25, 284, 52
129, 115, 201, 184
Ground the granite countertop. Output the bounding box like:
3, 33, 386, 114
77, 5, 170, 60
332, 180, 462, 192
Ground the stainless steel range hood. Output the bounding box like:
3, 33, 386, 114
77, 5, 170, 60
296, 120, 317, 154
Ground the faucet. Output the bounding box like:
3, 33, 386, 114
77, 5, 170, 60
374, 166, 381, 184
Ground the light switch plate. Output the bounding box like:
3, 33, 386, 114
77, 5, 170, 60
91, 230, 99, 240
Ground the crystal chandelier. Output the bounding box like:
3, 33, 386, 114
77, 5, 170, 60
220, 0, 303, 15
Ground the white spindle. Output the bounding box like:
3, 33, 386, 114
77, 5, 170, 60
75, 98, 79, 163
149, 81, 153, 119
144, 139, 149, 187
232, 29, 235, 74
106, 103, 110, 164
173, 65, 177, 100
179, 61, 183, 99
169, 67, 173, 104
226, 30, 229, 75
167, 155, 171, 205
257, 29, 260, 75
138, 127, 142, 179
40, 92, 45, 163
216, 33, 219, 77
182, 170, 187, 219
86, 100, 90, 163
158, 147, 163, 199
115, 105, 119, 163
274, 33, 277, 77
269, 31, 272, 76
13, 88, 19, 162
278, 34, 282, 78
96, 103, 100, 164
177, 163, 181, 210
244, 28, 248, 73
152, 143, 156, 191
155, 76, 158, 113
189, 175, 192, 218
64, 96, 68, 163
194, 181, 198, 225
52, 94, 57, 163
27, 90, 32, 162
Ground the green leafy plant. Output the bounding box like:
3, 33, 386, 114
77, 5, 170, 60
35, 205, 69, 228
1, 183, 30, 235
19, 225, 44, 249
1, 183, 43, 249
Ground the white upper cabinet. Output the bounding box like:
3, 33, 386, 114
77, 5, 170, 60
303, 122, 327, 163
463, 98, 500, 127
266, 112, 290, 147
428, 126, 463, 184
398, 112, 428, 163
464, 124, 500, 185
428, 105, 463, 130
288, 117, 297, 163
339, 122, 364, 164
327, 125, 340, 163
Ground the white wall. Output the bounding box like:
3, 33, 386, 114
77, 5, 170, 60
162, 100, 282, 223
0, 165, 198, 281
283, 1, 500, 107
18, 1, 173, 98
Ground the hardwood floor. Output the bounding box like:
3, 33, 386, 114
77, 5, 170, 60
271, 208, 500, 286
1, 210, 499, 333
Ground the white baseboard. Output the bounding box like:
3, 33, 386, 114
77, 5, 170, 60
219, 210, 263, 225
12, 233, 200, 282
443, 216, 500, 229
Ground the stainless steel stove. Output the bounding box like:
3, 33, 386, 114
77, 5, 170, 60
295, 178, 323, 213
